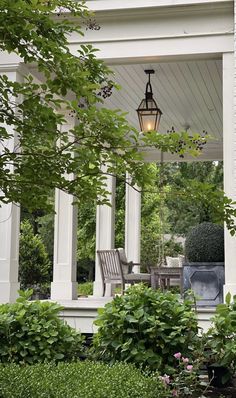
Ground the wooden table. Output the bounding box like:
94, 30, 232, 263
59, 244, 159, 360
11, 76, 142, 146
150, 266, 183, 293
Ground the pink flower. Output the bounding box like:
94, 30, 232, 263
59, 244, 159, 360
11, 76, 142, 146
172, 390, 178, 397
174, 352, 181, 359
160, 374, 170, 385
182, 357, 189, 363
186, 365, 193, 371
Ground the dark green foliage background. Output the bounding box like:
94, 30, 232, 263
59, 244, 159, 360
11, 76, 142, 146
19, 220, 51, 288
205, 293, 236, 373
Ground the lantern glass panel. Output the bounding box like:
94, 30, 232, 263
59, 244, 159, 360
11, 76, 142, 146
137, 98, 162, 132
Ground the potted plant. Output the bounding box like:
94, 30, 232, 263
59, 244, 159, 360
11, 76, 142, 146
203, 293, 236, 388
183, 222, 225, 306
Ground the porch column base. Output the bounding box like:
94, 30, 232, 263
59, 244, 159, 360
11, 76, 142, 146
224, 284, 236, 299
93, 281, 113, 297
0, 282, 20, 303
51, 282, 78, 301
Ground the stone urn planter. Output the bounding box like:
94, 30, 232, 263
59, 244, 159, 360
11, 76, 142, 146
183, 222, 225, 306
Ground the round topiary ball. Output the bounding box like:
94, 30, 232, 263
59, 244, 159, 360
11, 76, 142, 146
185, 222, 224, 263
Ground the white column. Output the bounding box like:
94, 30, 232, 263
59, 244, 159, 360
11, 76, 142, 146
51, 118, 78, 300
0, 65, 23, 303
223, 52, 236, 298
94, 173, 116, 297
0, 203, 20, 303
125, 173, 141, 273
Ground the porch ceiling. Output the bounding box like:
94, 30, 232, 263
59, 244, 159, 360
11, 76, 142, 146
103, 58, 223, 161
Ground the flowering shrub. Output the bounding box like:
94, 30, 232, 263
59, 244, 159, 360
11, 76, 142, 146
160, 352, 209, 397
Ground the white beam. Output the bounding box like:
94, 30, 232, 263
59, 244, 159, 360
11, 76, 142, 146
86, 0, 232, 12
71, 35, 233, 64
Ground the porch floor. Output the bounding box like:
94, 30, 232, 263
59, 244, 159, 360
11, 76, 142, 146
53, 296, 216, 334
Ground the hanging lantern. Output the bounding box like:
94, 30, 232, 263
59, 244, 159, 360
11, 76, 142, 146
137, 69, 162, 132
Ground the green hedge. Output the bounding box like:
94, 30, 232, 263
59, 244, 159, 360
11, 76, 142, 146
0, 361, 167, 398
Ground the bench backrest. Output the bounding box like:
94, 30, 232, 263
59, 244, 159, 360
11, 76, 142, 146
97, 249, 125, 283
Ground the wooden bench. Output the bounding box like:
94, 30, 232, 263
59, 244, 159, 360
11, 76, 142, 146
97, 249, 151, 296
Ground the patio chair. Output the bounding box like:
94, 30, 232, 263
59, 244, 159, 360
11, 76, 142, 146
97, 249, 151, 296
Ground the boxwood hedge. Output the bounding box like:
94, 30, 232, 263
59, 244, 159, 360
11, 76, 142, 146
0, 361, 167, 398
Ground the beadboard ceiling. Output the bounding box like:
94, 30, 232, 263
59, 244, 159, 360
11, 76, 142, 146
103, 59, 223, 161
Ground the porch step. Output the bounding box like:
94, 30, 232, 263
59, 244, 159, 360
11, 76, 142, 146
197, 307, 216, 333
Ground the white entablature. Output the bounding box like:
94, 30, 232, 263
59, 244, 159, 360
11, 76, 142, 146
86, 0, 232, 11
72, 1, 233, 63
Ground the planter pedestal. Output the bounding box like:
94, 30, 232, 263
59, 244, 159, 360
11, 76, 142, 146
183, 263, 225, 306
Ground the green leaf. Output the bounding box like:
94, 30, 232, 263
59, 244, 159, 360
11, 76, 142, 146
226, 292, 231, 306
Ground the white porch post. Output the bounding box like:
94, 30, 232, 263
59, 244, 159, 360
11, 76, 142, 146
125, 173, 141, 273
51, 118, 78, 300
0, 65, 23, 303
0, 202, 20, 303
223, 51, 236, 298
94, 173, 116, 297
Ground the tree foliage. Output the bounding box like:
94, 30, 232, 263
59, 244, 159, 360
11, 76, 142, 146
0, 0, 207, 211
149, 161, 227, 235
19, 220, 51, 287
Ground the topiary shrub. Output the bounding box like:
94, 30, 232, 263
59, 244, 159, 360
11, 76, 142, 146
184, 222, 224, 263
0, 290, 84, 364
0, 361, 167, 398
93, 284, 199, 372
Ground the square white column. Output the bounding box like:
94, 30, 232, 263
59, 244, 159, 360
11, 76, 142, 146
125, 172, 141, 273
94, 173, 116, 297
0, 203, 20, 303
223, 52, 236, 298
51, 117, 78, 300
51, 189, 78, 300
0, 65, 23, 303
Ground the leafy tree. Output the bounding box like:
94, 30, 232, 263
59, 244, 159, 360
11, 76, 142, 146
0, 0, 207, 212
37, 212, 55, 262
140, 164, 182, 267
115, 178, 126, 248
77, 199, 96, 281
19, 220, 51, 288
163, 162, 225, 234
